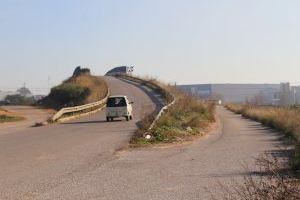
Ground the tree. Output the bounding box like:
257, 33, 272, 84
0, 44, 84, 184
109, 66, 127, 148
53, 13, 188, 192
4, 94, 34, 105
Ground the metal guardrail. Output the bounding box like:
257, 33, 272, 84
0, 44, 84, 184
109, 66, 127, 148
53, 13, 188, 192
51, 91, 110, 122
148, 95, 176, 130
50, 74, 174, 125
117, 75, 176, 131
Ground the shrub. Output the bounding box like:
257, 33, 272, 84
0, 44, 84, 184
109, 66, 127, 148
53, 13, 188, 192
65, 74, 107, 104
47, 83, 89, 109
73, 66, 91, 77
131, 87, 215, 146
4, 94, 34, 105
43, 72, 108, 110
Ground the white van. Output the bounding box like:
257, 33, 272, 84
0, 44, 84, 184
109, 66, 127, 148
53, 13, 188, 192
106, 95, 133, 121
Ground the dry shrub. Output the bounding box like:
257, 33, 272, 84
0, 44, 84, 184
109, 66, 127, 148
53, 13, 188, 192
131, 112, 156, 143
129, 76, 215, 146
66, 75, 108, 104
44, 75, 108, 110
184, 115, 208, 129
211, 154, 300, 200
131, 88, 215, 145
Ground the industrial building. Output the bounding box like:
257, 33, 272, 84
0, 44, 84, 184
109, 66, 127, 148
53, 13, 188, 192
179, 82, 300, 106
178, 84, 281, 105
292, 86, 300, 105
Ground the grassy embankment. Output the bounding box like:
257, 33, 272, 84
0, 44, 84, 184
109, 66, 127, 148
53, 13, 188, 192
131, 79, 215, 146
44, 74, 108, 110
0, 107, 24, 123
226, 104, 300, 169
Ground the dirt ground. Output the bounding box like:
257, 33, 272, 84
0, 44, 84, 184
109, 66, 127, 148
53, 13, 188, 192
0, 106, 54, 135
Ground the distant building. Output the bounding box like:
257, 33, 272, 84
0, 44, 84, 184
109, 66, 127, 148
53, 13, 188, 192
180, 84, 212, 97
17, 87, 32, 97
178, 84, 280, 104
279, 83, 292, 106
252, 87, 280, 105
33, 95, 45, 101
291, 86, 300, 105
179, 82, 300, 106
105, 66, 134, 76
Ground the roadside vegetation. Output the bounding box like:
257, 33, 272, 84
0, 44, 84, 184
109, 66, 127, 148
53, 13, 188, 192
226, 104, 300, 170
43, 68, 108, 110
3, 95, 34, 106
131, 82, 215, 146
0, 107, 24, 123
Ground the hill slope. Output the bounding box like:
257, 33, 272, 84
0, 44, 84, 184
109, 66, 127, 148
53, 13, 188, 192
44, 74, 108, 110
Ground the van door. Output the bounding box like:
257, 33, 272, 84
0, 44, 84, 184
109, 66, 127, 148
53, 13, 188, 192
107, 97, 128, 117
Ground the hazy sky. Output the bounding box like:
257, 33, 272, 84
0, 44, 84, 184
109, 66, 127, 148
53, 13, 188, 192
1, 0, 300, 94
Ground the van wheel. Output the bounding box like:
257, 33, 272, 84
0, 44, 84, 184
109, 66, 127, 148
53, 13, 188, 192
130, 115, 133, 120
126, 116, 129, 121
106, 117, 110, 122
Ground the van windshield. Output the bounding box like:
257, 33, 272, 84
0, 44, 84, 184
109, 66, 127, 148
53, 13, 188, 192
107, 97, 127, 107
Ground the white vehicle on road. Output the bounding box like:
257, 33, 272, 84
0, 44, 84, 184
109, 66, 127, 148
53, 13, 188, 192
106, 95, 133, 121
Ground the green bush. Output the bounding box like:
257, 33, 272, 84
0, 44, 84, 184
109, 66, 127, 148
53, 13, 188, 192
42, 71, 107, 110
47, 83, 90, 109
4, 94, 34, 105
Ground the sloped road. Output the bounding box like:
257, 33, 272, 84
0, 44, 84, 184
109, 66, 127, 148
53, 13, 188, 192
0, 78, 284, 199
0, 77, 160, 200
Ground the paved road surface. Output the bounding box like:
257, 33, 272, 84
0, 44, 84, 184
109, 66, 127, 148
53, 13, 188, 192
38, 107, 284, 200
0, 78, 284, 200
0, 77, 159, 200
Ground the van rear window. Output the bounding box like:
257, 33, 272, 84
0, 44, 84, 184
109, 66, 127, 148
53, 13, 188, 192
107, 97, 127, 107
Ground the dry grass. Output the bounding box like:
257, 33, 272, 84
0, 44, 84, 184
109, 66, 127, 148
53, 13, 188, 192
226, 104, 300, 169
0, 107, 25, 123
0, 107, 24, 123
211, 153, 300, 200
0, 115, 24, 123
131, 87, 215, 146
65, 75, 108, 104
44, 75, 108, 110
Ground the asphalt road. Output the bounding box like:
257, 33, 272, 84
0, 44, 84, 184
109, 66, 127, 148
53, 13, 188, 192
0, 77, 159, 200
0, 78, 285, 200
34, 106, 284, 200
